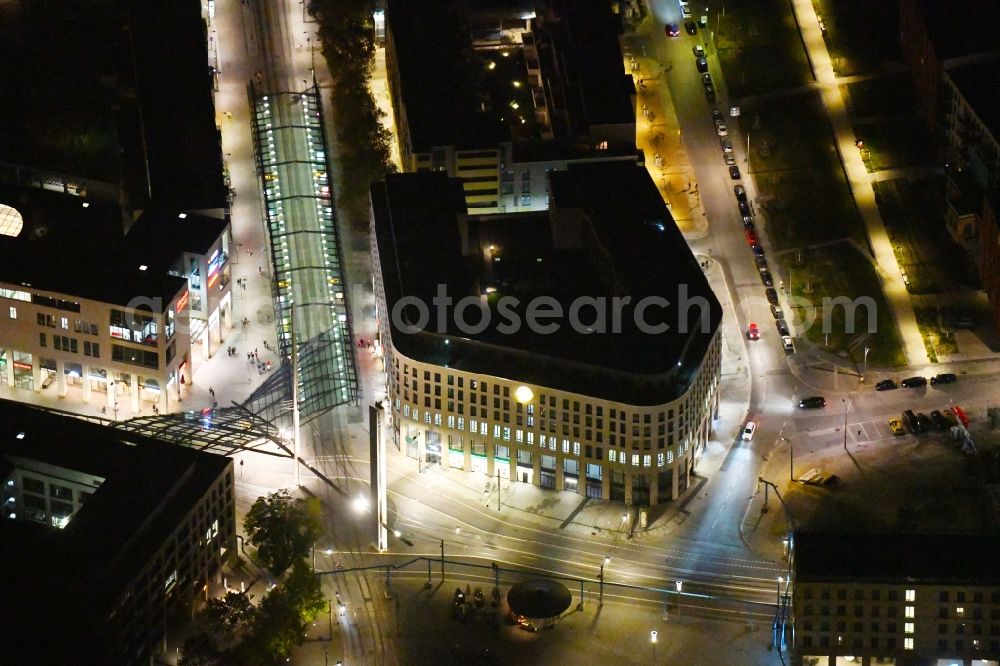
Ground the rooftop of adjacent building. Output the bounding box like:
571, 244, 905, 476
793, 531, 1000, 585
0, 185, 227, 308
370, 161, 721, 405
911, 0, 1000, 60
0, 399, 231, 656
386, 0, 634, 154
946, 56, 1000, 148
0, 0, 226, 211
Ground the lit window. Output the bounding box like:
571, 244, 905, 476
957, 607, 965, 616
434, 413, 441, 425
494, 424, 501, 438
526, 432, 534, 445
515, 429, 523, 443
573, 441, 580, 455
403, 405, 410, 417
448, 415, 455, 429
904, 637, 914, 650
631, 454, 639, 466
609, 450, 616, 462
502, 427, 510, 441
457, 417, 464, 431
562, 439, 569, 453
905, 622, 914, 634
60, 317, 69, 329
643, 454, 651, 467
657, 452, 664, 466
905, 606, 914, 618
470, 419, 478, 433
905, 589, 916, 602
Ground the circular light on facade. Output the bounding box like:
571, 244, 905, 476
514, 385, 533, 404
0, 204, 24, 237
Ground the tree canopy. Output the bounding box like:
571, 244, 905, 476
243, 489, 323, 576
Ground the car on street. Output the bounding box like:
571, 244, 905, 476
724, 152, 736, 165
745, 229, 757, 245
711, 108, 722, 123
930, 410, 950, 430
755, 254, 768, 270
693, 44, 706, 58
875, 379, 897, 391
743, 216, 754, 231
931, 373, 957, 385
901, 376, 927, 388
747, 323, 759, 340
916, 412, 933, 432
902, 409, 921, 433
753, 244, 765, 257
685, 21, 697, 35
760, 270, 773, 287
680, 1, 692, 18
704, 84, 715, 102
701, 73, 713, 86
775, 318, 789, 336
729, 165, 741, 180
720, 136, 733, 152
666, 23, 680, 37
781, 335, 795, 353
696, 56, 708, 72
799, 396, 826, 409
742, 421, 756, 441
716, 120, 728, 136
766, 288, 779, 304
738, 200, 751, 217
770, 303, 783, 319
734, 184, 747, 202
888, 418, 905, 436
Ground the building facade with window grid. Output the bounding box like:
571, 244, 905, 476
370, 164, 722, 506
792, 532, 1000, 666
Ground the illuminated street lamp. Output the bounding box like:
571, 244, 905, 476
676, 580, 683, 618
650, 630, 658, 661
599, 555, 611, 605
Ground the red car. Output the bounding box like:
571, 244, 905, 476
747, 323, 760, 340
745, 230, 758, 245
665, 23, 680, 37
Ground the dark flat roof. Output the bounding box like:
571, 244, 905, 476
387, 0, 509, 152
794, 531, 1000, 584
0, 187, 223, 309
948, 59, 1000, 145
0, 400, 231, 659
914, 0, 1000, 60
372, 162, 721, 404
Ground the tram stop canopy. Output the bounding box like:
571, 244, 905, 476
506, 578, 572, 620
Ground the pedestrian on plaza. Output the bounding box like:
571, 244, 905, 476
153, 405, 159, 415
209, 387, 215, 398
258, 265, 263, 275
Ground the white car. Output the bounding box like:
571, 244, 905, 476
782, 336, 795, 353
715, 120, 728, 137
680, 1, 692, 18
742, 421, 756, 441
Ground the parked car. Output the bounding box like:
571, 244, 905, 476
775, 318, 789, 336
875, 379, 897, 391
745, 229, 757, 245
760, 270, 773, 287
743, 216, 754, 231
747, 323, 760, 340
716, 120, 728, 136
704, 84, 715, 102
916, 412, 933, 432
930, 410, 950, 431
753, 244, 765, 257
756, 255, 769, 270
770, 303, 783, 319
742, 421, 756, 441
888, 418, 905, 436
729, 165, 741, 180
696, 56, 709, 72
901, 376, 927, 388
799, 396, 826, 409
693, 44, 706, 58
724, 152, 736, 166
734, 185, 747, 202
766, 288, 779, 304
902, 409, 921, 433
685, 20, 697, 34
701, 73, 713, 86
781, 335, 795, 353
711, 108, 722, 123
680, 0, 692, 17
930, 373, 957, 385
738, 200, 751, 217
666, 23, 680, 37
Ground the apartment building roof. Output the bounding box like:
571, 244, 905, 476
0, 399, 231, 660
0, 187, 195, 309
948, 58, 1000, 145
913, 0, 1000, 60
794, 531, 1000, 584
371, 163, 721, 404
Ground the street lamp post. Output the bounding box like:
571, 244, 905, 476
599, 556, 610, 606
842, 398, 853, 452
676, 580, 683, 619
651, 630, 658, 662
777, 576, 783, 608
862, 346, 871, 381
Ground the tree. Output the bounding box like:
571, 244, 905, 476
284, 560, 326, 624
243, 490, 323, 576
247, 587, 307, 662
178, 631, 221, 666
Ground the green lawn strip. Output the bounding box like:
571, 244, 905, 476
853, 119, 933, 171
789, 245, 907, 368
842, 74, 918, 119
716, 0, 812, 98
